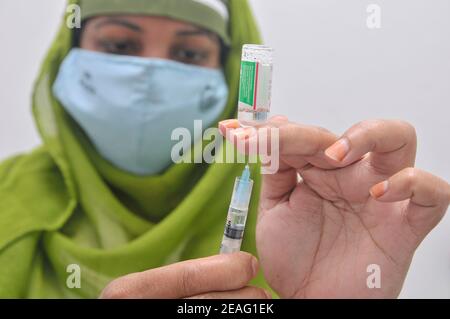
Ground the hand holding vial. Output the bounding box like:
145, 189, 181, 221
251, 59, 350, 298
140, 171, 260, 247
219, 116, 450, 298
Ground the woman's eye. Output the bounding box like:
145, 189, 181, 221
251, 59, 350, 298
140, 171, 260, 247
97, 39, 141, 55
172, 49, 208, 65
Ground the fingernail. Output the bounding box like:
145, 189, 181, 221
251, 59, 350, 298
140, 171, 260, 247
370, 180, 389, 198
325, 138, 350, 162
232, 127, 257, 140
251, 257, 259, 276
219, 119, 240, 130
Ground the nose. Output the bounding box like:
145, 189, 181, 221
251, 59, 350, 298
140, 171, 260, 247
141, 46, 170, 60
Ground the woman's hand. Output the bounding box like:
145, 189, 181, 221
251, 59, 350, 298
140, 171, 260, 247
100, 252, 271, 299
219, 118, 450, 298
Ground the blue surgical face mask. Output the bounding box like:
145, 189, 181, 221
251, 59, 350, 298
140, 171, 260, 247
52, 48, 229, 175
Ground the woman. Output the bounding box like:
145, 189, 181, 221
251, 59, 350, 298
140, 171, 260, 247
0, 0, 448, 299
0, 0, 266, 298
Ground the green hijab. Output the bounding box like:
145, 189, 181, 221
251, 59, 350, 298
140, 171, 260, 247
0, 0, 270, 298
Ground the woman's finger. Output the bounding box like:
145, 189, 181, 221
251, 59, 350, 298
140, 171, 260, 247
218, 116, 288, 137
324, 120, 417, 174
100, 252, 258, 299
370, 167, 450, 234
219, 117, 338, 209
219, 117, 338, 167
187, 286, 272, 299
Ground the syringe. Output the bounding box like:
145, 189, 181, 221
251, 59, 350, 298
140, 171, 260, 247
220, 165, 254, 254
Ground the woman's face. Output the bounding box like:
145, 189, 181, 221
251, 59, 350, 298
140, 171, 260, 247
80, 15, 222, 68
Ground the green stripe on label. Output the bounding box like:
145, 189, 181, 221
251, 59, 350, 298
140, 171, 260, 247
238, 61, 256, 106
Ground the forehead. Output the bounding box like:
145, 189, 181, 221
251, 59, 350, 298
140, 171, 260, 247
86, 15, 202, 31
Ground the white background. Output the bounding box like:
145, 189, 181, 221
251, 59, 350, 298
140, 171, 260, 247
0, 0, 448, 298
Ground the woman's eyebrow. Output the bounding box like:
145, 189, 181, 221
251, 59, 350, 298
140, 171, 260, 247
94, 18, 143, 32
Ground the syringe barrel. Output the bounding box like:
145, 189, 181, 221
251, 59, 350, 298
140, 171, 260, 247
230, 176, 254, 210
219, 176, 254, 254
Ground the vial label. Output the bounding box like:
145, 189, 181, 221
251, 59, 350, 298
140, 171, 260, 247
238, 61, 272, 124
238, 61, 272, 111
239, 61, 257, 106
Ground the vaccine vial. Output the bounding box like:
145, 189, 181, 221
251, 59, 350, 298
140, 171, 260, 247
238, 44, 274, 126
